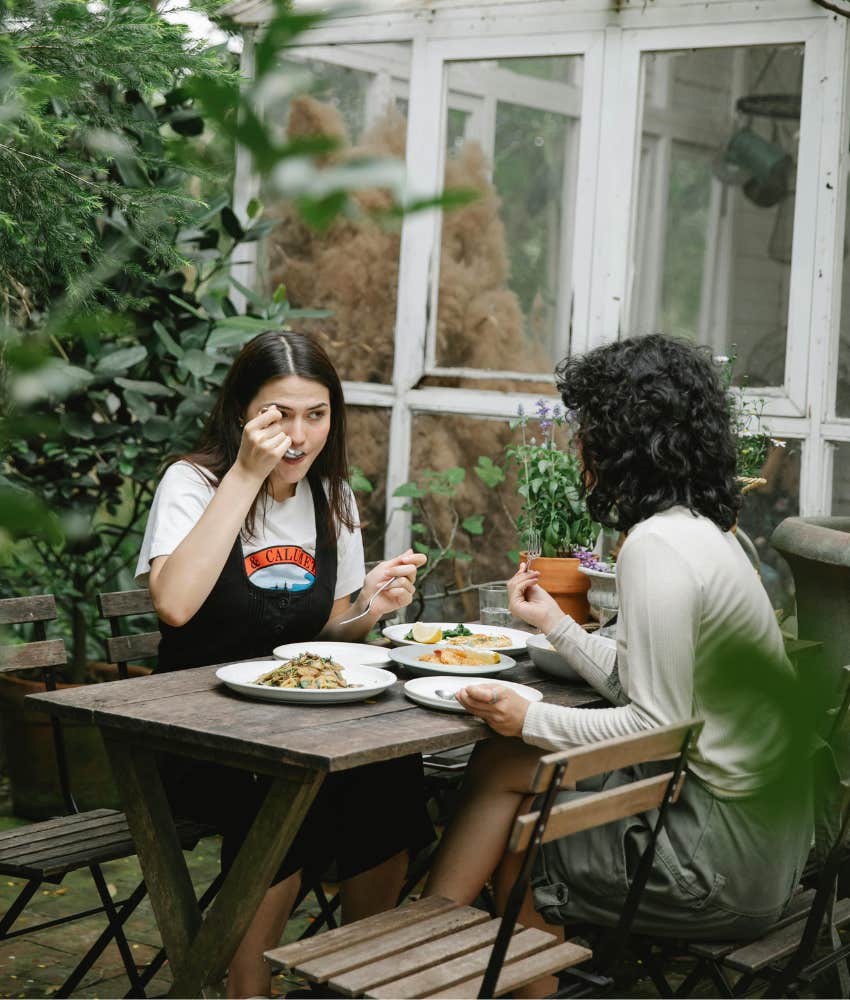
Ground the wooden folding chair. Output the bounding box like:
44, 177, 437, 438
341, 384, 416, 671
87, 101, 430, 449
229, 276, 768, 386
98, 589, 161, 678
0, 594, 209, 998
263, 718, 702, 998
641, 666, 850, 999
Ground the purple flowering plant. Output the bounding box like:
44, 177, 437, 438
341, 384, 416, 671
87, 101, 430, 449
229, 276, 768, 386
502, 399, 599, 558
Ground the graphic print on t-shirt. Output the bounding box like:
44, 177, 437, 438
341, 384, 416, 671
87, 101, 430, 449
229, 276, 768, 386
244, 546, 316, 591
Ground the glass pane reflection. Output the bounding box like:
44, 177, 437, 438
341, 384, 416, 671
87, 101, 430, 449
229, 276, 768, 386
631, 45, 804, 388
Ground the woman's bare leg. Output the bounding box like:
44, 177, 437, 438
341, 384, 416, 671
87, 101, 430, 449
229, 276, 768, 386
493, 848, 563, 998
340, 850, 409, 923
424, 738, 543, 904
227, 870, 302, 999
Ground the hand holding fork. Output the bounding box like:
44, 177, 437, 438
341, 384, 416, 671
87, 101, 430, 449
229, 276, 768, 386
524, 528, 542, 571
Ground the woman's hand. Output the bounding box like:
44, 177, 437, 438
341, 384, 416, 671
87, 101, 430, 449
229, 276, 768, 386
507, 563, 564, 634
456, 684, 530, 738
235, 406, 292, 484
357, 549, 427, 621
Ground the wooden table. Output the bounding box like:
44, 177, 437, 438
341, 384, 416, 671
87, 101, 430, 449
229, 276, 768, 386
28, 658, 601, 997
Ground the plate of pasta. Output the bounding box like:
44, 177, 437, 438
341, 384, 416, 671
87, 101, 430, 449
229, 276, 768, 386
216, 654, 397, 704
388, 644, 516, 677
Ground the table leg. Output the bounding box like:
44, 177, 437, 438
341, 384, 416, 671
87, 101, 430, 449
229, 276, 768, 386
170, 766, 324, 996
106, 739, 201, 978
105, 735, 324, 998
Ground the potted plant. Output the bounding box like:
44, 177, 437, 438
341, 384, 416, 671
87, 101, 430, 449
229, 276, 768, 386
505, 400, 599, 622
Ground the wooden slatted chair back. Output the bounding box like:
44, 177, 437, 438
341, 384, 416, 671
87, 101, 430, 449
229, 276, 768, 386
0, 594, 75, 811
478, 718, 703, 997
97, 589, 160, 679
0, 594, 66, 677
511, 719, 704, 853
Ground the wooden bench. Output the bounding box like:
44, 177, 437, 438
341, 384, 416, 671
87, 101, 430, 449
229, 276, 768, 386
265, 719, 702, 998
0, 594, 208, 998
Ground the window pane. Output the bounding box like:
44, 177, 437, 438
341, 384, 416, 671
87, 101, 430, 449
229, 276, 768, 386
631, 45, 804, 388
436, 56, 583, 373
346, 406, 390, 563
406, 413, 522, 620
260, 44, 412, 384
832, 442, 850, 515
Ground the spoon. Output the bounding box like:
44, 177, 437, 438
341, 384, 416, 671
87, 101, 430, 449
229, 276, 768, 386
434, 688, 459, 701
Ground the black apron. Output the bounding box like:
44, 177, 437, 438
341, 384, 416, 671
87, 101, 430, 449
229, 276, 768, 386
157, 471, 337, 672
154, 470, 434, 883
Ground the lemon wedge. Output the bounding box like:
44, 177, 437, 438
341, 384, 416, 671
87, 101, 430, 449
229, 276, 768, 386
411, 622, 443, 644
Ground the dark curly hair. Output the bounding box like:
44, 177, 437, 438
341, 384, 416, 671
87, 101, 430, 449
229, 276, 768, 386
555, 334, 741, 532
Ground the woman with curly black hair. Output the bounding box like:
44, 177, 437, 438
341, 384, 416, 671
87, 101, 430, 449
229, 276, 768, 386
425, 335, 812, 993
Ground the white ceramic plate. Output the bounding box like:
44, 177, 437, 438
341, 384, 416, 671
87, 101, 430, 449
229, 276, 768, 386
271, 641, 391, 667
404, 675, 543, 714
216, 659, 397, 704
388, 644, 516, 677
381, 623, 533, 655
526, 633, 617, 682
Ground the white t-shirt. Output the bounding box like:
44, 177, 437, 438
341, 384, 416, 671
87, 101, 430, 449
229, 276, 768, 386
135, 461, 365, 601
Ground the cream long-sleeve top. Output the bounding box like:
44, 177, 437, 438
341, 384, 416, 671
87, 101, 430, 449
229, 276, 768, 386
521, 506, 794, 798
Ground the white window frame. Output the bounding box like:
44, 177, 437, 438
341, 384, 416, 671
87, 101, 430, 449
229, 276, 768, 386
232, 0, 847, 549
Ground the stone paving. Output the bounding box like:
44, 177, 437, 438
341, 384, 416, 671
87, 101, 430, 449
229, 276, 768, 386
0, 815, 316, 999
1, 804, 842, 999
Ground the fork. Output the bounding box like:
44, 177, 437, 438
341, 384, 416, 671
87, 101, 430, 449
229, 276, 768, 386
524, 528, 542, 571
336, 576, 397, 626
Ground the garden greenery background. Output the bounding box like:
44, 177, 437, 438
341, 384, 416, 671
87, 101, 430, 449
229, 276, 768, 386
0, 0, 470, 679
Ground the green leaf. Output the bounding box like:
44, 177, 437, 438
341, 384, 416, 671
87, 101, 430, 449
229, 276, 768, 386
124, 390, 156, 422
115, 378, 174, 397
348, 466, 373, 494
0, 486, 62, 544
63, 412, 95, 439
94, 346, 148, 376
461, 515, 484, 535
413, 541, 430, 556
153, 321, 185, 359
445, 467, 465, 485
168, 295, 207, 321
247, 197, 263, 219
474, 456, 505, 488
393, 482, 425, 499
179, 349, 216, 379
141, 417, 173, 442
228, 276, 267, 310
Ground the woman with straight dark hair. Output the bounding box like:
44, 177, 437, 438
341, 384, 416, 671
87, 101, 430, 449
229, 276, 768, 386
136, 329, 433, 998
424, 335, 812, 996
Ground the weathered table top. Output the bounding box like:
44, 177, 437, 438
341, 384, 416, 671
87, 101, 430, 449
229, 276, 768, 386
28, 659, 601, 772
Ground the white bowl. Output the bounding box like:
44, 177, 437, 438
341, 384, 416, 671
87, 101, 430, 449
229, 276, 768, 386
525, 633, 617, 682
525, 634, 582, 681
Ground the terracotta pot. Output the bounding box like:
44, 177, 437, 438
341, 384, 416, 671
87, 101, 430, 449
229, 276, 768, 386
0, 663, 150, 819
522, 554, 590, 623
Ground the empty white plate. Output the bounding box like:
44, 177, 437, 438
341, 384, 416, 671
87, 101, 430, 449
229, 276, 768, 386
272, 641, 392, 667
403, 675, 543, 714
389, 644, 516, 677
382, 623, 532, 655
216, 659, 397, 704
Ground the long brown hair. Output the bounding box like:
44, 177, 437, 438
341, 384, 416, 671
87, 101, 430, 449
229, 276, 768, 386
171, 330, 355, 542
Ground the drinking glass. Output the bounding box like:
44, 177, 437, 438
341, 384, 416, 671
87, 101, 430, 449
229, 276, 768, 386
479, 584, 512, 627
